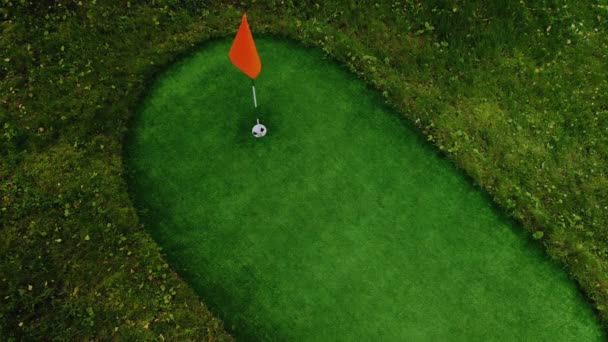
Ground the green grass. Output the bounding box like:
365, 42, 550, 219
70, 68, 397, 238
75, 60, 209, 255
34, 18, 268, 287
126, 38, 602, 340
1, 1, 607, 339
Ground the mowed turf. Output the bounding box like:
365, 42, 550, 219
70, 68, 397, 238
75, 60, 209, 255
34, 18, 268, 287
125, 38, 602, 341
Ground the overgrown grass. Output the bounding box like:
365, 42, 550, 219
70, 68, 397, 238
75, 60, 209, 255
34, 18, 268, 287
1, 0, 607, 339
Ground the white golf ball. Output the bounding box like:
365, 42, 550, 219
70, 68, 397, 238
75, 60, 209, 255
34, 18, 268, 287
252, 123, 267, 138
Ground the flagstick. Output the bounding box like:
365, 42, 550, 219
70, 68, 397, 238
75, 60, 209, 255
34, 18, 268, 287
251, 79, 259, 121
251, 80, 258, 108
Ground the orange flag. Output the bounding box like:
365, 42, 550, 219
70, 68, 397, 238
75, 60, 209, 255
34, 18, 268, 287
229, 14, 261, 79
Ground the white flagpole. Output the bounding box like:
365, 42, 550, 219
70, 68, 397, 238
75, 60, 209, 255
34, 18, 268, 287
252, 83, 258, 108
251, 79, 259, 122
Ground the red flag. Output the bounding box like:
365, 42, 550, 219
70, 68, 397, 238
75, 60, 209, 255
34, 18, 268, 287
229, 14, 261, 79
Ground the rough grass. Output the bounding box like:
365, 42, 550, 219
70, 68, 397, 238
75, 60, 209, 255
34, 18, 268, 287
1, 0, 607, 339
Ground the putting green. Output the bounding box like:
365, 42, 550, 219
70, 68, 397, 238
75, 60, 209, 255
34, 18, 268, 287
125, 38, 602, 340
